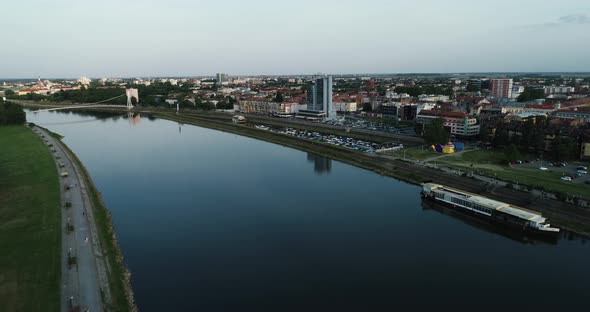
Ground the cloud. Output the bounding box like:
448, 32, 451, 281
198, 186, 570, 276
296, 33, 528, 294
544, 13, 590, 26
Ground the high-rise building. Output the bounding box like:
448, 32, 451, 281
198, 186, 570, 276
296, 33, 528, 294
301, 76, 334, 118
216, 73, 227, 84
490, 79, 513, 99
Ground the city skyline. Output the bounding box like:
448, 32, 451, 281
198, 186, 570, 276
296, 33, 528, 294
1, 0, 590, 78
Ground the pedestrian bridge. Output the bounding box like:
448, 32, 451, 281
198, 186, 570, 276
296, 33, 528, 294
30, 104, 128, 113
24, 89, 139, 113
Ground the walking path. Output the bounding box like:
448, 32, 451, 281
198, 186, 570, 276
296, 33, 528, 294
33, 127, 109, 312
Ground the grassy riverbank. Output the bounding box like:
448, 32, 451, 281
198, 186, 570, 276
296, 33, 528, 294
42, 127, 136, 312
152, 111, 590, 236
18, 102, 590, 235
0, 125, 61, 311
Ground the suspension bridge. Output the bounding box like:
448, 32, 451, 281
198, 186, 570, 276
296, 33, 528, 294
25, 88, 139, 113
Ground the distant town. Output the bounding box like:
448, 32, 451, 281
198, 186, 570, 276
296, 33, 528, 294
3, 73, 590, 158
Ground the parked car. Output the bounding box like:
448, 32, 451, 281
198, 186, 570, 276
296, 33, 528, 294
577, 166, 588, 171
577, 170, 588, 175
560, 176, 572, 181
539, 167, 548, 171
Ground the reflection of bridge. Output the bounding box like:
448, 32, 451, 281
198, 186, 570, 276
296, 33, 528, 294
25, 88, 139, 113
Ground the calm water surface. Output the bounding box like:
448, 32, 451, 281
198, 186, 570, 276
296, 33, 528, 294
28, 110, 590, 311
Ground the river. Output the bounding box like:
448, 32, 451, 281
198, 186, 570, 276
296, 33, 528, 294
27, 110, 590, 311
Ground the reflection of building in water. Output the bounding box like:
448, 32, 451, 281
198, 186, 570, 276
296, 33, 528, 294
307, 152, 332, 175
421, 199, 559, 245
128, 112, 141, 126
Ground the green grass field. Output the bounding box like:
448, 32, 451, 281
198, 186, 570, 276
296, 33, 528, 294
0, 126, 61, 311
387, 145, 437, 160
436, 149, 590, 198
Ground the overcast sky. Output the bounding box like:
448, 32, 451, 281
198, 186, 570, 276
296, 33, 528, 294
1, 0, 589, 78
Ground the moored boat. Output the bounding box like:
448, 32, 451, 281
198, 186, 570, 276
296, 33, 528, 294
421, 183, 559, 234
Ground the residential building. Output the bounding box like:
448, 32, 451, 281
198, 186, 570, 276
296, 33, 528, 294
555, 107, 590, 121
78, 77, 92, 85
490, 79, 513, 98
511, 85, 525, 99
400, 105, 418, 120
523, 104, 558, 114
544, 86, 575, 94
238, 99, 301, 116
416, 110, 480, 137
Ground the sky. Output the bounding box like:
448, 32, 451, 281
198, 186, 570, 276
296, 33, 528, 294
1, 0, 590, 78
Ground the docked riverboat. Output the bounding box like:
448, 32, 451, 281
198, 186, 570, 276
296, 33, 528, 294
421, 183, 559, 233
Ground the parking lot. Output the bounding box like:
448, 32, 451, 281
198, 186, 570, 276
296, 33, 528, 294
324, 117, 416, 135
510, 160, 590, 185
254, 125, 403, 153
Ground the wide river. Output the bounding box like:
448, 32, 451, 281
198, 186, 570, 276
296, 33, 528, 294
28, 110, 590, 311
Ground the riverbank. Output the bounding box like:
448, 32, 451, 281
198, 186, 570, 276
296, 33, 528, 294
151, 111, 590, 236
0, 125, 61, 311
37, 125, 137, 312
20, 102, 590, 235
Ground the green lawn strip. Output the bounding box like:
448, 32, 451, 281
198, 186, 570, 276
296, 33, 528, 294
388, 145, 437, 161
436, 150, 590, 198
0, 125, 61, 312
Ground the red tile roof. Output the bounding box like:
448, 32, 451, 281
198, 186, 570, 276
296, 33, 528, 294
524, 104, 555, 110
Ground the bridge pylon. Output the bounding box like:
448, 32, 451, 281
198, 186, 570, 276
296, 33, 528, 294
125, 88, 139, 109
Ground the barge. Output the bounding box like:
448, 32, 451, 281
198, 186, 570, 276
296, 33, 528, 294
421, 183, 559, 233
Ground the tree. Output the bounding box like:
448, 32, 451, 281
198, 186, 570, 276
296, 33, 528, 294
517, 87, 545, 102
551, 137, 578, 161
423, 118, 450, 145
479, 125, 490, 142
179, 99, 194, 109
0, 101, 26, 125
504, 144, 521, 162
196, 101, 215, 111
274, 92, 284, 103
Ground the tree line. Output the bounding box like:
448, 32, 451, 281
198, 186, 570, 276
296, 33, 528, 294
8, 82, 237, 111
0, 100, 26, 125
394, 86, 452, 97
483, 116, 580, 161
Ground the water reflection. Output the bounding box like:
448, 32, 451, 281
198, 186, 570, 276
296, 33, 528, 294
420, 199, 567, 245
25, 108, 590, 311
307, 152, 332, 175
127, 112, 141, 126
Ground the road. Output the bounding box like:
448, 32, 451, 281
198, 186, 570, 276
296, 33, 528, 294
33, 127, 107, 312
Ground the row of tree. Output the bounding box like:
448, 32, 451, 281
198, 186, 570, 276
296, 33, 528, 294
418, 118, 451, 145
516, 87, 545, 102
8, 81, 240, 110
484, 116, 580, 161
394, 86, 452, 97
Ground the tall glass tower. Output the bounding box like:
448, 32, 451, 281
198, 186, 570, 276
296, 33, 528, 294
306, 76, 333, 118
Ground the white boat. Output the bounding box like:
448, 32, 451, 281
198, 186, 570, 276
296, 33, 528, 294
421, 183, 560, 233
